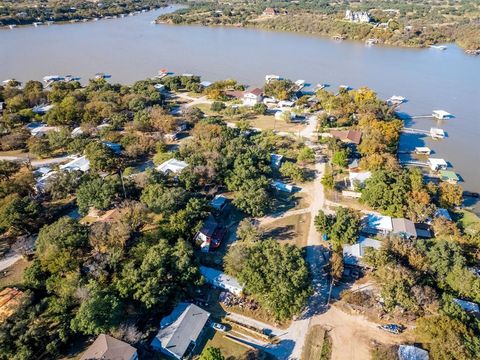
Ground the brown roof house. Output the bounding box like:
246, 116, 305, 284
0, 287, 25, 323
80, 334, 138, 360
330, 129, 362, 145
263, 8, 279, 16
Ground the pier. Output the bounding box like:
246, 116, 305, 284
399, 160, 429, 167
401, 127, 430, 135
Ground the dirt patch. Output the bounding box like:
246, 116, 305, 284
0, 258, 30, 288
262, 213, 311, 248
302, 325, 326, 360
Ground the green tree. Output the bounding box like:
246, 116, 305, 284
0, 160, 20, 180
0, 193, 38, 234
44, 170, 83, 200
233, 178, 272, 217
84, 141, 118, 172
200, 347, 225, 360
236, 218, 261, 243
314, 210, 334, 234
321, 169, 335, 190
280, 161, 305, 182
415, 315, 480, 360
211, 101, 226, 112
329, 207, 361, 250
116, 239, 199, 308
438, 182, 463, 209
331, 149, 349, 168
236, 239, 311, 321
140, 183, 188, 214
297, 147, 315, 165
71, 288, 123, 335
76, 176, 119, 215
46, 95, 84, 126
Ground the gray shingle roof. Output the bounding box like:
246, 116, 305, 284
151, 303, 210, 359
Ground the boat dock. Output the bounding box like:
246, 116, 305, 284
401, 127, 430, 135
399, 160, 429, 167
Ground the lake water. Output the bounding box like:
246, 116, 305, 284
1, 6, 480, 209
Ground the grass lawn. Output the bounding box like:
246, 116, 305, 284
202, 329, 251, 359
195, 103, 216, 116
0, 258, 30, 289
458, 209, 480, 234
262, 213, 311, 248
234, 115, 306, 133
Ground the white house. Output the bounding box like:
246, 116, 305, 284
200, 266, 243, 296
60, 156, 90, 172
430, 128, 445, 139
349, 171, 371, 190
363, 213, 393, 235
345, 10, 370, 23
32, 104, 54, 114
428, 158, 448, 171
156, 158, 188, 174
243, 88, 263, 106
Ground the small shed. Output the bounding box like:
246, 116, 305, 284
453, 298, 479, 313
210, 195, 228, 212
270, 153, 284, 169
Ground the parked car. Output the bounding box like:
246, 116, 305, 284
379, 324, 404, 334
212, 322, 227, 332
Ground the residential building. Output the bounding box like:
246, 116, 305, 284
60, 156, 90, 172
243, 88, 263, 106
398, 345, 429, 360
363, 213, 393, 235
32, 104, 54, 114
344, 10, 371, 23
349, 171, 371, 190
343, 237, 382, 267
151, 303, 210, 359
80, 334, 138, 360
392, 218, 417, 239
439, 170, 459, 184
330, 129, 362, 145
103, 141, 122, 154
156, 158, 188, 174
195, 215, 225, 252
200, 266, 243, 296
434, 208, 452, 222
430, 128, 445, 139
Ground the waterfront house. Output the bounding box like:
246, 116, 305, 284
344, 10, 370, 23
348, 159, 360, 172
363, 214, 393, 235
272, 180, 294, 193
278, 100, 295, 108
349, 171, 371, 190
430, 128, 445, 139
243, 88, 263, 106
156, 158, 188, 174
154, 83, 167, 93
342, 236, 382, 267
428, 158, 448, 171
439, 170, 459, 184
60, 156, 90, 172
432, 110, 453, 120
200, 81, 212, 89
200, 266, 244, 296
392, 218, 417, 239
415, 147, 431, 155
398, 345, 429, 360
195, 215, 225, 252
270, 153, 284, 169
151, 303, 210, 359
80, 334, 138, 360
330, 129, 362, 145
453, 298, 479, 314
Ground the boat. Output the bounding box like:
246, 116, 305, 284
430, 127, 445, 139
415, 147, 431, 155
365, 38, 379, 46
315, 83, 327, 90
8, 24, 16, 29
64, 75, 81, 82
430, 45, 447, 51
150, 20, 156, 24
33, 22, 43, 27
265, 74, 281, 83
95, 73, 112, 80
